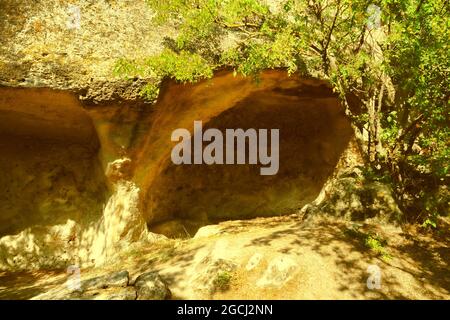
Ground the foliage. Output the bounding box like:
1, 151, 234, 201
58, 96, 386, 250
422, 217, 437, 229
212, 270, 232, 292
115, 0, 449, 222
364, 234, 392, 261
346, 226, 392, 260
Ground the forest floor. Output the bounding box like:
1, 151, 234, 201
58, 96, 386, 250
0, 214, 449, 300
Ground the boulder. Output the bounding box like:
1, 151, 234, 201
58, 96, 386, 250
189, 257, 237, 296
81, 270, 129, 290
256, 255, 297, 287
134, 272, 171, 300
87, 287, 137, 300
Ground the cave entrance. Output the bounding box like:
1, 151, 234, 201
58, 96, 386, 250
0, 87, 107, 236
146, 73, 354, 237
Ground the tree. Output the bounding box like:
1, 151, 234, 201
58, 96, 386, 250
115, 0, 449, 222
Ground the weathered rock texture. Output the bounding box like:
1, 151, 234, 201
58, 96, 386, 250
0, 70, 356, 270
30, 269, 170, 300
141, 71, 353, 236
134, 271, 171, 300
0, 1, 369, 271
300, 139, 403, 222
0, 64, 361, 270
0, 88, 153, 270
0, 0, 172, 101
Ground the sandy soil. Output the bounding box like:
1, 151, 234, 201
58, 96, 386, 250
0, 215, 449, 300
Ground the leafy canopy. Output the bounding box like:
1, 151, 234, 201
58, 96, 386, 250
115, 0, 449, 221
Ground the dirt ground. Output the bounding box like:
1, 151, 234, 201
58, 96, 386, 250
0, 215, 449, 300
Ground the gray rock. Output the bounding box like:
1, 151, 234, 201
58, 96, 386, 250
52, 287, 137, 300
87, 287, 137, 300
0, 1, 167, 102
33, 271, 135, 300
134, 272, 171, 300
303, 174, 403, 223
256, 255, 297, 288
81, 270, 129, 290
189, 257, 236, 296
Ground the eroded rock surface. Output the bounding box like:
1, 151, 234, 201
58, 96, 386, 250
80, 270, 129, 291
31, 269, 171, 300
138, 71, 353, 234
300, 139, 403, 223
134, 271, 171, 300
0, 70, 357, 270
0, 0, 171, 101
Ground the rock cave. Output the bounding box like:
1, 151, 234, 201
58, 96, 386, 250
0, 71, 353, 243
